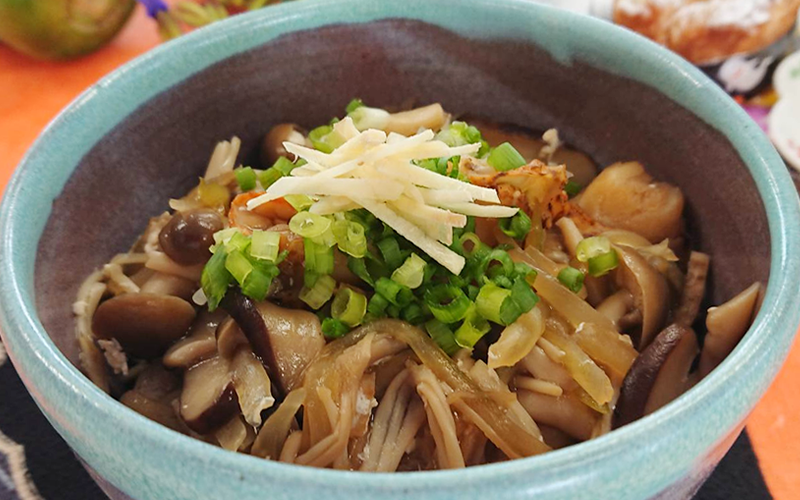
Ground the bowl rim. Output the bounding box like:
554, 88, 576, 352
1, 0, 799, 496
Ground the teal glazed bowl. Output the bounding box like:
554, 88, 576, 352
1, 0, 799, 499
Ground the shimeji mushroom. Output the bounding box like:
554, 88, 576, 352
613, 324, 699, 428
700, 282, 762, 377
92, 293, 196, 359
578, 162, 684, 244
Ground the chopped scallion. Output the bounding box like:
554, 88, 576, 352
259, 167, 283, 189
564, 180, 582, 198
304, 238, 334, 287
284, 194, 314, 211
424, 284, 471, 323
588, 249, 619, 277
377, 237, 405, 270
487, 142, 526, 171
299, 274, 336, 309
499, 210, 532, 240
367, 292, 389, 315
331, 288, 368, 327
241, 259, 279, 301
290, 211, 332, 239
234, 167, 257, 192
576, 236, 612, 263
332, 220, 367, 258
348, 257, 374, 286
322, 317, 349, 339
391, 253, 426, 289
250, 230, 280, 262
201, 245, 232, 311
475, 282, 520, 326
454, 305, 491, 348
425, 319, 460, 355
345, 98, 364, 114
557, 266, 585, 292
272, 156, 296, 176
225, 250, 253, 285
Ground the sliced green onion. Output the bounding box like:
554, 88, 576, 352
213, 228, 240, 246
487, 142, 526, 171
564, 180, 582, 198
259, 167, 283, 189
234, 167, 257, 192
588, 250, 619, 277
483, 249, 515, 280
226, 231, 251, 253
308, 125, 335, 153
391, 253, 426, 289
466, 284, 480, 301
386, 304, 401, 318
331, 288, 368, 327
425, 320, 460, 356
304, 238, 334, 287
284, 194, 314, 211
299, 274, 336, 309
499, 210, 532, 240
225, 250, 253, 285
491, 275, 513, 289
377, 237, 404, 270
375, 277, 406, 306
241, 260, 279, 301
347, 257, 374, 286
250, 230, 280, 262
454, 305, 492, 348
289, 211, 332, 239
345, 98, 364, 113
557, 266, 584, 293
509, 277, 540, 314
201, 246, 232, 311
401, 303, 425, 325
475, 282, 522, 326
367, 292, 389, 316
513, 264, 537, 286
321, 317, 349, 339
424, 284, 472, 323
272, 156, 296, 176
332, 220, 367, 258
576, 236, 612, 263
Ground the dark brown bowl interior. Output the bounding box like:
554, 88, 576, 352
34, 19, 769, 366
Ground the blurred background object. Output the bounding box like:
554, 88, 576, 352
0, 0, 136, 60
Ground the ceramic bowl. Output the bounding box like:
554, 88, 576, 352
1, 1, 798, 499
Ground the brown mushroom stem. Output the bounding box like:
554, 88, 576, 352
674, 252, 710, 327
221, 288, 286, 402
613, 324, 699, 428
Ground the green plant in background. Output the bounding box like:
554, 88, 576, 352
0, 0, 136, 60
137, 0, 288, 41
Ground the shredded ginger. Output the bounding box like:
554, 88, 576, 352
248, 117, 518, 274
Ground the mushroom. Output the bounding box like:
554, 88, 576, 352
179, 356, 239, 434
673, 251, 710, 327
133, 364, 180, 400
158, 209, 224, 265
92, 293, 196, 359
699, 282, 762, 377
221, 290, 325, 396
516, 390, 599, 441
613, 324, 699, 428
260, 123, 306, 167
163, 310, 227, 369
215, 317, 249, 359
615, 245, 670, 349
383, 104, 447, 136
139, 272, 197, 302
231, 347, 274, 428
121, 390, 185, 433
577, 162, 684, 243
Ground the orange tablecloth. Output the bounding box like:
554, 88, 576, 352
1, 7, 799, 498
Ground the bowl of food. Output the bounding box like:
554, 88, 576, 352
1, 0, 798, 499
